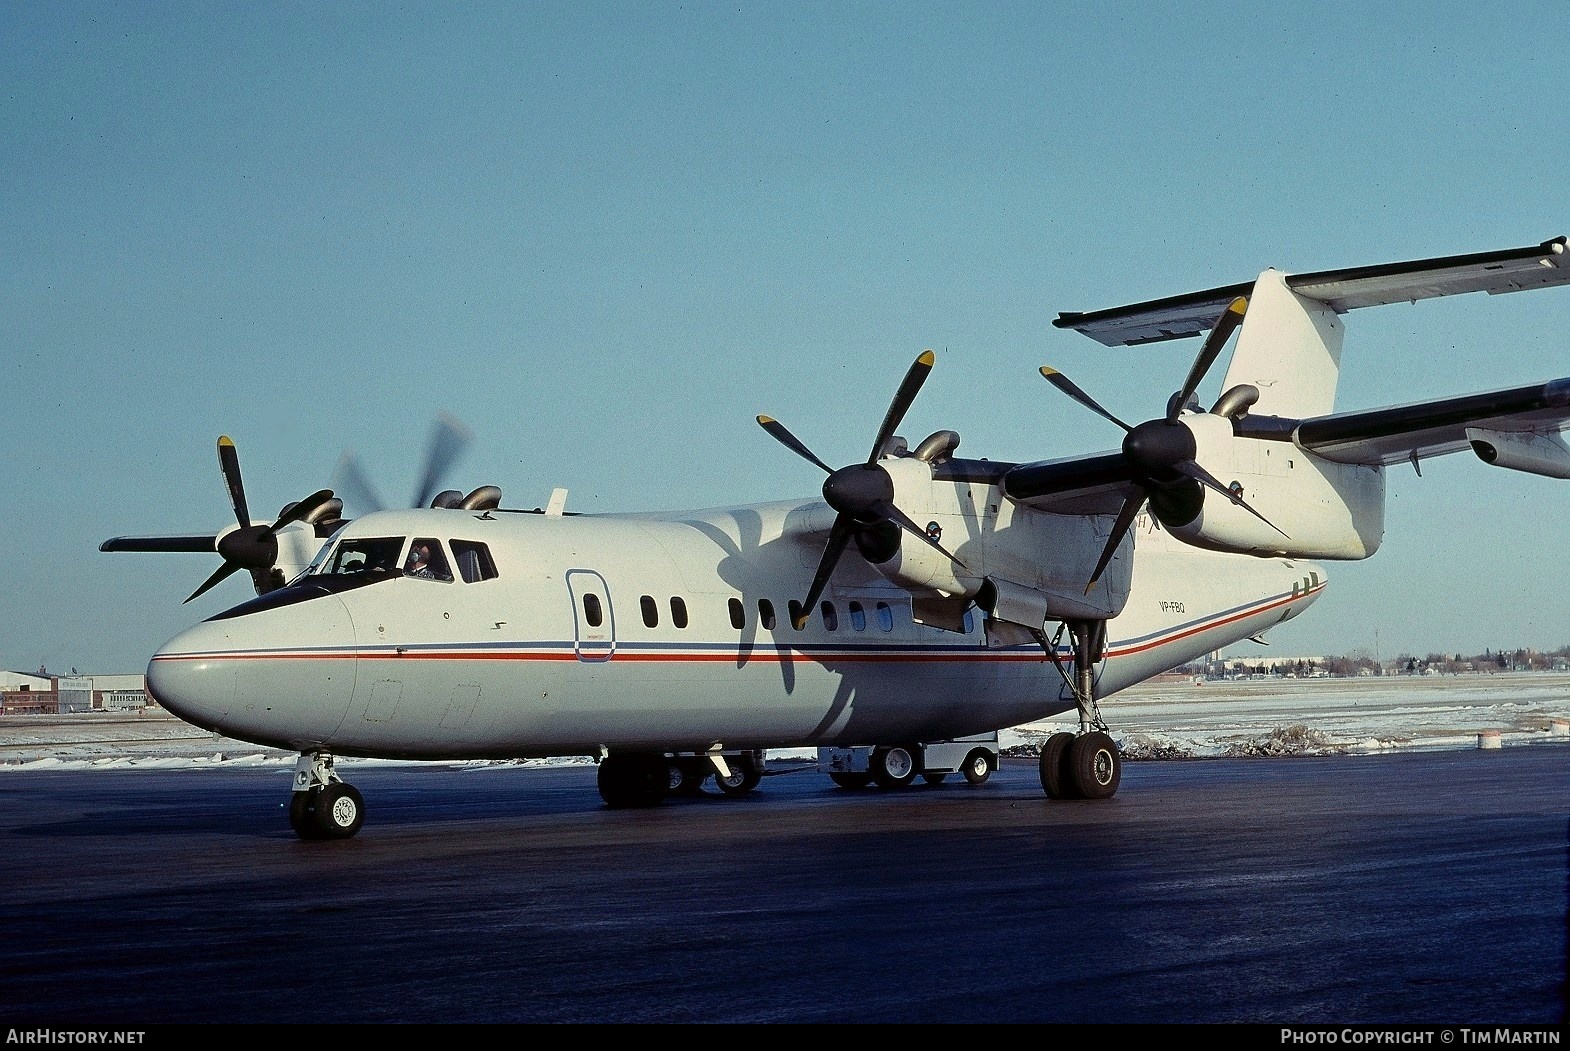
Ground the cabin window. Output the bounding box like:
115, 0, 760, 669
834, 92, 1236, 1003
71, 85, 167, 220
641, 595, 659, 628
876, 601, 894, 632
450, 540, 498, 583
758, 599, 776, 630
787, 600, 805, 630
583, 593, 604, 627
404, 538, 454, 582
820, 601, 838, 631
670, 596, 689, 629
728, 597, 744, 629
849, 601, 866, 631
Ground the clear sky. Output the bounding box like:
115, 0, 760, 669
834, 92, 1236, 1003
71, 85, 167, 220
5, 2, 1570, 674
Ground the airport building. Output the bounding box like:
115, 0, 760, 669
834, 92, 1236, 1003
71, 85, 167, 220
0, 670, 150, 715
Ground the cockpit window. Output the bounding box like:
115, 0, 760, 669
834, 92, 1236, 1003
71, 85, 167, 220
450, 540, 497, 583
325, 537, 404, 575
404, 538, 453, 582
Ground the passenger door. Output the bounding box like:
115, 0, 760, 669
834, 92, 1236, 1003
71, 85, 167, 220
565, 569, 616, 662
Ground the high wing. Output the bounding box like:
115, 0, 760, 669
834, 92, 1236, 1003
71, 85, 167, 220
1290, 378, 1570, 466
1053, 236, 1570, 347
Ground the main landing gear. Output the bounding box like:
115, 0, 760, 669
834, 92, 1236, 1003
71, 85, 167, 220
289, 752, 366, 840
598, 750, 765, 808
1031, 619, 1123, 801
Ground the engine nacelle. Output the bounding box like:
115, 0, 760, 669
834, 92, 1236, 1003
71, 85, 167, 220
871, 454, 1128, 621
1466, 427, 1570, 479
1166, 414, 1385, 560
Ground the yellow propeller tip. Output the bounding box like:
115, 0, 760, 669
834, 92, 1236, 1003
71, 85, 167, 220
218, 435, 235, 447
1040, 366, 1059, 378
757, 415, 775, 425
917, 349, 936, 365
1229, 296, 1248, 315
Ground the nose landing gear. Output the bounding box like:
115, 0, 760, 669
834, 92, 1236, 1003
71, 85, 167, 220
289, 752, 366, 840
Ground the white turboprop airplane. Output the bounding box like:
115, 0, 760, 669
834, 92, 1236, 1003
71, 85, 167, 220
103, 236, 1570, 841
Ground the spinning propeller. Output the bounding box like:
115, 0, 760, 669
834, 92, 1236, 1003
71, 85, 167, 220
757, 350, 965, 629
1039, 296, 1285, 592
332, 412, 478, 513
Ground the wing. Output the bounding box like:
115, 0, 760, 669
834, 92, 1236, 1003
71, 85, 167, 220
1000, 451, 1140, 515
1289, 378, 1570, 466
1055, 237, 1570, 348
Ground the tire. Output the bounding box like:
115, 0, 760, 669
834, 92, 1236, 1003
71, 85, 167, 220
714, 757, 762, 796
1066, 731, 1121, 800
598, 753, 669, 808
872, 745, 918, 789
668, 759, 709, 796
288, 791, 324, 841
312, 783, 365, 839
921, 772, 949, 785
961, 749, 993, 785
829, 772, 872, 790
1038, 732, 1076, 799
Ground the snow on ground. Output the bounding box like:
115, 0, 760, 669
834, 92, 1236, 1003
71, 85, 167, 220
2, 671, 1568, 773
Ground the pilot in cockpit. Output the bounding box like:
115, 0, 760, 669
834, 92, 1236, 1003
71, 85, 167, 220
404, 539, 451, 581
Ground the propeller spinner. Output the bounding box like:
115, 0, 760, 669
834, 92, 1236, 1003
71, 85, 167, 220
758, 349, 965, 630
1040, 297, 1285, 592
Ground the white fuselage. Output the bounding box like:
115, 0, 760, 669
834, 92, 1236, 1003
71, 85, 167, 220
145, 499, 1325, 759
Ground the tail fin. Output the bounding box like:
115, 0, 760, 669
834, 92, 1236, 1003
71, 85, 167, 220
1219, 269, 1344, 419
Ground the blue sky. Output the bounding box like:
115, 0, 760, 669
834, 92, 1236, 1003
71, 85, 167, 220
5, 2, 1570, 673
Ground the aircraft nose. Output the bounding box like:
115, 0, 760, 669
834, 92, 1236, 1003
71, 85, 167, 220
146, 591, 358, 746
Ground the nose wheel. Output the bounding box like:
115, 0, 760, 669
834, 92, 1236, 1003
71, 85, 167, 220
289, 752, 366, 840
1032, 620, 1123, 801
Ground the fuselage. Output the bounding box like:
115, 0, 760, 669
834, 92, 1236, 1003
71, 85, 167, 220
145, 499, 1325, 759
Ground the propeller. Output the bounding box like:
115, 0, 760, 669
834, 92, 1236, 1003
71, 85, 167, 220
1039, 296, 1286, 593
757, 349, 966, 630
100, 435, 340, 603
332, 413, 475, 514
185, 437, 337, 603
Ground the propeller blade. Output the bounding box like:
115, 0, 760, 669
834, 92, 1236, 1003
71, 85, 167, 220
1085, 491, 1146, 593
796, 515, 856, 629
1039, 367, 1133, 432
874, 500, 967, 568
1176, 461, 1290, 539
411, 413, 473, 509
1168, 297, 1248, 422
757, 416, 834, 474
185, 560, 243, 604
332, 451, 386, 515
100, 535, 218, 553
868, 350, 935, 463
216, 436, 251, 529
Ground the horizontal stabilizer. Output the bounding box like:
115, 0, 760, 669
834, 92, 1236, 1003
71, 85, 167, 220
1055, 237, 1570, 348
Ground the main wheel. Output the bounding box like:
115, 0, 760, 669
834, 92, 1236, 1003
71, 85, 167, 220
1038, 732, 1076, 799
714, 758, 762, 796
961, 749, 993, 785
829, 772, 872, 790
598, 753, 670, 808
668, 759, 709, 796
1066, 731, 1121, 800
921, 772, 949, 785
312, 783, 366, 839
872, 745, 918, 789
